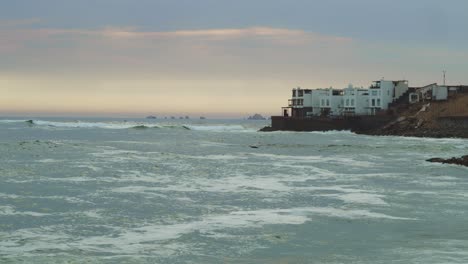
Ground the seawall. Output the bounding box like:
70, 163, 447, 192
264, 116, 394, 133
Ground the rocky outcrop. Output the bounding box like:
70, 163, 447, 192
259, 126, 275, 132
365, 94, 468, 138
248, 114, 266, 120
427, 155, 468, 167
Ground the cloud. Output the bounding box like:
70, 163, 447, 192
0, 25, 352, 47
0, 24, 356, 78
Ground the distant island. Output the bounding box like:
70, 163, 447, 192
248, 114, 266, 120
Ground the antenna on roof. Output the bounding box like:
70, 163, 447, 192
443, 70, 446, 85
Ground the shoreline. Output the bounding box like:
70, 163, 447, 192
259, 125, 468, 139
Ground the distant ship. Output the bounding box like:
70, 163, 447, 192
200, 117, 206, 120
146, 116, 157, 119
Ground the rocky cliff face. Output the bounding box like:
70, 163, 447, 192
365, 94, 468, 138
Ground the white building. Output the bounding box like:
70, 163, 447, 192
342, 85, 369, 116
285, 79, 409, 117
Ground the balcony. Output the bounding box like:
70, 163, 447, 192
288, 99, 303, 107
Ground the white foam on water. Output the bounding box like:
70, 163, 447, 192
0, 119, 28, 123
72, 164, 102, 172
184, 124, 257, 133
89, 148, 163, 163
0, 227, 79, 256
188, 154, 248, 161
0, 193, 92, 205
292, 207, 415, 220
36, 159, 61, 163
3, 119, 188, 130
0, 205, 50, 217
111, 186, 169, 198
198, 141, 237, 147
107, 172, 317, 195
32, 120, 140, 129
70, 206, 412, 255
248, 153, 376, 168
321, 193, 388, 206
202, 175, 294, 193
105, 140, 162, 145
309, 130, 355, 135
0, 193, 22, 199
81, 210, 104, 219
72, 208, 309, 255
268, 130, 356, 136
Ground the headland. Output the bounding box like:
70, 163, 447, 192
261, 79, 468, 139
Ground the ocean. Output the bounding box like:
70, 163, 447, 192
0, 117, 467, 263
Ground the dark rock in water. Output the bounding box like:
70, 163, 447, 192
249, 145, 259, 149
259, 126, 276, 132
427, 155, 468, 167
25, 120, 34, 125
248, 114, 266, 120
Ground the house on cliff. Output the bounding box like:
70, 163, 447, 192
285, 80, 409, 118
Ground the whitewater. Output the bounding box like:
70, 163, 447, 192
0, 117, 467, 263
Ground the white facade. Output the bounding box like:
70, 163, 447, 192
432, 86, 448, 100
317, 89, 343, 116
287, 80, 409, 117
342, 85, 369, 115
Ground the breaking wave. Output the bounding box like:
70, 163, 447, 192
183, 125, 256, 132
0, 119, 257, 132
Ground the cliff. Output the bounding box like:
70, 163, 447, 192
365, 94, 468, 138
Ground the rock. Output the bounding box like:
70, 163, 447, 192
426, 155, 468, 167
249, 145, 259, 149
248, 114, 266, 120
259, 126, 276, 132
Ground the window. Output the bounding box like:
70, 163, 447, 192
326, 99, 330, 106
377, 99, 381, 106
351, 99, 354, 106
372, 90, 378, 96
298, 90, 304, 97
371, 99, 375, 106
292, 90, 296, 97
346, 99, 349, 106
321, 99, 324, 106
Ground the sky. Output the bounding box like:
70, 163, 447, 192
1, 0, 467, 117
